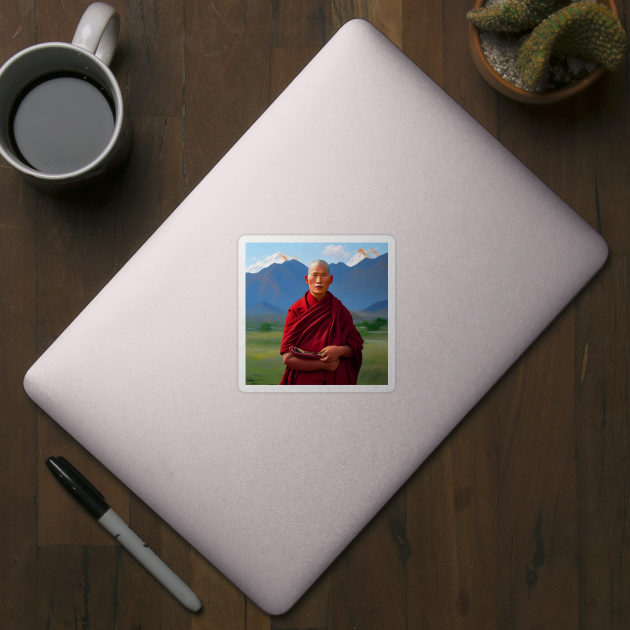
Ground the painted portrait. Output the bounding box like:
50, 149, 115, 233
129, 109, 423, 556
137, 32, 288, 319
238, 236, 394, 392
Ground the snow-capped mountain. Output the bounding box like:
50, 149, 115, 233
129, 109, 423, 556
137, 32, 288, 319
346, 248, 380, 267
246, 251, 301, 273
246, 253, 388, 311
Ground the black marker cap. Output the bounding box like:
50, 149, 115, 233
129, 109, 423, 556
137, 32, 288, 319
46, 456, 110, 519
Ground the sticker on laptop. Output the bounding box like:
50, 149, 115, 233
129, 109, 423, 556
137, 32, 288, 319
238, 235, 394, 392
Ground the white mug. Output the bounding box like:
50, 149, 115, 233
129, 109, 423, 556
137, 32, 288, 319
0, 2, 132, 197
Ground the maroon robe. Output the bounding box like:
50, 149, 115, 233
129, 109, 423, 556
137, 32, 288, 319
279, 291, 364, 385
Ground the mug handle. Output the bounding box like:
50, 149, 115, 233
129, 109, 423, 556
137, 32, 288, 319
71, 2, 120, 67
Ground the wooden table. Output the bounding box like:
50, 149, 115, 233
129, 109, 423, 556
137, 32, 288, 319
1, 1, 628, 628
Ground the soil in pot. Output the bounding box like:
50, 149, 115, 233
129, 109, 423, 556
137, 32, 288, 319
479, 0, 598, 93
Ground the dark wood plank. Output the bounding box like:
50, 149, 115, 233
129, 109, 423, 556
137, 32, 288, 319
330, 486, 407, 630
402, 0, 444, 88
497, 304, 578, 628
496, 97, 599, 225
0, 147, 38, 630
407, 394, 499, 629
331, 0, 402, 48
576, 256, 630, 629
126, 0, 183, 117
576, 0, 629, 254
271, 0, 332, 46
36, 545, 119, 630
582, 71, 630, 254
184, 0, 272, 192
0, 4, 39, 629
0, 0, 36, 54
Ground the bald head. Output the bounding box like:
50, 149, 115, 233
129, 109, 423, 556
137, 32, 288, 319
305, 260, 333, 300
309, 260, 330, 274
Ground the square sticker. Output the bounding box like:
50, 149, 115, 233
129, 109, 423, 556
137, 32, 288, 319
238, 236, 395, 392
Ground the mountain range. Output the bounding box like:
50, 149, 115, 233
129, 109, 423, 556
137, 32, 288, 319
245, 253, 388, 312
247, 246, 381, 275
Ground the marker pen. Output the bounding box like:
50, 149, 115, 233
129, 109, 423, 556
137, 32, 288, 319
46, 456, 202, 613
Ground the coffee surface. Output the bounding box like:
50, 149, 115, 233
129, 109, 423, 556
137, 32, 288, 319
12, 74, 115, 174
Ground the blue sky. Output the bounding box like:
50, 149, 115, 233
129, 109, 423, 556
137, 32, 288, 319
246, 241, 388, 266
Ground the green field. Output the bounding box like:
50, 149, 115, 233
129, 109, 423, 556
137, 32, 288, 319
245, 325, 388, 386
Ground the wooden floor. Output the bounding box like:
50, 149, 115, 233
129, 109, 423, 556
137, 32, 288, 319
1, 0, 629, 628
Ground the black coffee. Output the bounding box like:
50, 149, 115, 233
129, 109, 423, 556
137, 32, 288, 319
10, 73, 115, 174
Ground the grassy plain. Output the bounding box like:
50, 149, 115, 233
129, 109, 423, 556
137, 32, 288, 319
245, 325, 388, 386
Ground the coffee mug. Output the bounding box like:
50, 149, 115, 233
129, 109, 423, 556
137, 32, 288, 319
0, 2, 132, 197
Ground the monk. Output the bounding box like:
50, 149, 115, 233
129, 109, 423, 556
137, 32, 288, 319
279, 260, 364, 385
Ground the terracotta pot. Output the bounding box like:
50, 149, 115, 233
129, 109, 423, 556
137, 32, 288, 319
468, 0, 619, 103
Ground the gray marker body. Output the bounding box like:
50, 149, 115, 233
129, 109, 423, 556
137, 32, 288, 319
99, 508, 202, 612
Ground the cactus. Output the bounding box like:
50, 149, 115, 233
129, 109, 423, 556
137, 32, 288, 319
467, 0, 568, 33
516, 1, 627, 85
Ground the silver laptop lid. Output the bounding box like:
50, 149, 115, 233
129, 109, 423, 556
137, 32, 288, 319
24, 19, 607, 614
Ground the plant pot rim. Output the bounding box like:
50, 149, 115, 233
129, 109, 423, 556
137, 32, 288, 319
468, 0, 618, 103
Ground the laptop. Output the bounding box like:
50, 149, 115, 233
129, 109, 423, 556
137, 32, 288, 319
23, 19, 608, 614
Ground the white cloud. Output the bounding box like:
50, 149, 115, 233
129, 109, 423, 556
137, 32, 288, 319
322, 244, 350, 260
251, 257, 257, 261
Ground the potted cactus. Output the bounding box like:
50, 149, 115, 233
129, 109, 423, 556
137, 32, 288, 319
467, 0, 627, 103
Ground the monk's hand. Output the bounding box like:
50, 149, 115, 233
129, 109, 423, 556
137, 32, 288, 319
319, 346, 343, 362
320, 358, 339, 372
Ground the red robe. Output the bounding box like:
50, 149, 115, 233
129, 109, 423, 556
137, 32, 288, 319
279, 291, 364, 385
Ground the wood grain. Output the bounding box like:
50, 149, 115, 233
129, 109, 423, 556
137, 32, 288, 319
407, 393, 499, 629
36, 546, 117, 630
271, 0, 332, 46
0, 5, 38, 629
0, 159, 38, 630
331, 486, 408, 630
497, 304, 579, 629
125, 0, 184, 117
576, 256, 630, 629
